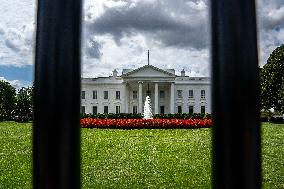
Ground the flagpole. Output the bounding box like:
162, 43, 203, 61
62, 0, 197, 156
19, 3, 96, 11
148, 50, 149, 65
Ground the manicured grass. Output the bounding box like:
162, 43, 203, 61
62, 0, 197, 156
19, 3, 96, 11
0, 122, 283, 188
262, 122, 284, 189
0, 122, 32, 189
81, 129, 211, 188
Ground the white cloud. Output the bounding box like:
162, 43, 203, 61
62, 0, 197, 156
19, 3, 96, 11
0, 0, 36, 67
84, 0, 209, 49
82, 0, 210, 77
81, 33, 210, 78
258, 27, 284, 66
0, 0, 284, 77
257, 0, 284, 66
0, 76, 25, 89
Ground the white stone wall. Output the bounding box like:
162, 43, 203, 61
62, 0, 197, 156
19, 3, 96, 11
81, 83, 126, 114
128, 89, 138, 113
174, 84, 211, 113
81, 82, 211, 114
81, 69, 211, 114
156, 85, 171, 114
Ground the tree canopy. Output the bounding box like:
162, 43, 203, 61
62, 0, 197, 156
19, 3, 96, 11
0, 80, 17, 120
260, 44, 284, 114
15, 86, 33, 122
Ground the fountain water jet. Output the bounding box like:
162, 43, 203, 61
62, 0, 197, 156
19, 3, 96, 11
143, 96, 153, 119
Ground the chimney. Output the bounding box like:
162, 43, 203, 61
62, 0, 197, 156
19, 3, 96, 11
113, 69, 118, 77
181, 69, 185, 76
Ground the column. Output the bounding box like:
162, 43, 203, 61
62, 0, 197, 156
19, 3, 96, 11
138, 81, 143, 113
155, 83, 159, 114
124, 83, 128, 113
170, 82, 175, 113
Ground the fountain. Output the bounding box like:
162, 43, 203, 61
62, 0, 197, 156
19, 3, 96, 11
143, 96, 153, 119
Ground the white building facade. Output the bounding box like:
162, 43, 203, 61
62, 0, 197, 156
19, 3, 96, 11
81, 65, 211, 114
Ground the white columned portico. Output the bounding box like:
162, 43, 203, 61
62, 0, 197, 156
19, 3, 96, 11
170, 82, 175, 113
138, 81, 143, 113
124, 83, 128, 113
154, 83, 159, 114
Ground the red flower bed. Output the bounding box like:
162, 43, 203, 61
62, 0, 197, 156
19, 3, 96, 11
81, 118, 212, 129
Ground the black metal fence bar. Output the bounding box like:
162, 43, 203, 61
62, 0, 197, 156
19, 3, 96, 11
32, 0, 261, 188
211, 0, 261, 188
33, 0, 82, 188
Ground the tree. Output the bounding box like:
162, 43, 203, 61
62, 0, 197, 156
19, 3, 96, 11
0, 80, 17, 121
260, 44, 284, 114
15, 86, 33, 122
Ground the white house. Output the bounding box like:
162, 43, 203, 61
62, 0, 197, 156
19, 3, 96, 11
81, 64, 211, 114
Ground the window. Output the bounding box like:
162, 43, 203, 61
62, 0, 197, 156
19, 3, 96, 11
201, 106, 205, 114
160, 91, 165, 98
133, 91, 137, 99
160, 106, 165, 114
189, 90, 194, 98
93, 90, 97, 99
81, 106, 85, 114
189, 106, 194, 114
81, 91, 85, 99
133, 106, 137, 114
93, 106, 97, 114
116, 91, 120, 99
116, 106, 120, 114
104, 91, 108, 99
178, 106, 182, 113
177, 90, 182, 98
104, 106, 108, 114
201, 90, 206, 99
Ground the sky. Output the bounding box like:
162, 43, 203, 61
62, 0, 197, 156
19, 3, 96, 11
0, 0, 283, 89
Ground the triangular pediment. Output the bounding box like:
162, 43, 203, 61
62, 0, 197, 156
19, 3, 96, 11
122, 65, 176, 78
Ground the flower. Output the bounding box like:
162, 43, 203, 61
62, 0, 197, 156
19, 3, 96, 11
80, 118, 212, 129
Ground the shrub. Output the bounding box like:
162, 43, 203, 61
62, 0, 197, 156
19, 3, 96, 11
81, 113, 143, 119
260, 117, 269, 122
153, 113, 211, 119
81, 113, 212, 120
260, 111, 272, 122
269, 116, 284, 124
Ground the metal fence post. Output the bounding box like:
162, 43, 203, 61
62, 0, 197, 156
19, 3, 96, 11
33, 0, 82, 188
211, 0, 261, 188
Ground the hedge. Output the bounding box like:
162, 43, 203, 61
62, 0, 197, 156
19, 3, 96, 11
81, 113, 211, 119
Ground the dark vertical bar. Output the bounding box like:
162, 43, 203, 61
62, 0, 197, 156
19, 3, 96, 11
33, 0, 82, 188
211, 0, 261, 188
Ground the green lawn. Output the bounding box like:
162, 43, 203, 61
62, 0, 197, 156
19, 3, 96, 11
0, 122, 283, 188
262, 123, 284, 189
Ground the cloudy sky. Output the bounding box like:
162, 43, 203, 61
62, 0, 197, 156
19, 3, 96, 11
0, 0, 283, 88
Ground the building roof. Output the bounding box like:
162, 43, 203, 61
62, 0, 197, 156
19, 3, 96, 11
81, 65, 210, 85
121, 65, 176, 77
